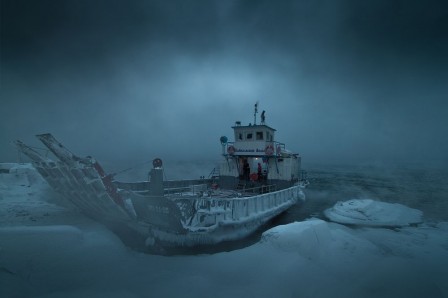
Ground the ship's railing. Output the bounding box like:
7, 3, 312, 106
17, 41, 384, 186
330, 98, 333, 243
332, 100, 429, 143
163, 178, 212, 189
190, 186, 299, 227
238, 184, 277, 195
114, 181, 150, 192
115, 178, 213, 195
230, 186, 298, 220
164, 183, 209, 195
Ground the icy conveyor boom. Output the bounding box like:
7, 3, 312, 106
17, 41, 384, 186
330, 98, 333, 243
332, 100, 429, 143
14, 135, 131, 222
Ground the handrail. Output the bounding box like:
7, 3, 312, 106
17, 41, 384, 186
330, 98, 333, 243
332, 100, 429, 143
239, 184, 277, 194
190, 184, 299, 224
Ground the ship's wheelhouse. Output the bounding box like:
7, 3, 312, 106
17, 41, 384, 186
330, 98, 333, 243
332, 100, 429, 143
220, 119, 301, 189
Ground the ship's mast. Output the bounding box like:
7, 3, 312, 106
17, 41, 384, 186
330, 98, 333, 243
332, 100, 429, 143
253, 101, 259, 125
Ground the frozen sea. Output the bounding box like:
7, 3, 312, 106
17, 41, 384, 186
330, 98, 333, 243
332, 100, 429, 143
285, 162, 448, 223
1, 161, 447, 298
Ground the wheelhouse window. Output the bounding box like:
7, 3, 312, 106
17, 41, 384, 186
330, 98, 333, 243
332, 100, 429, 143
256, 131, 264, 140
238, 133, 243, 140
246, 132, 253, 140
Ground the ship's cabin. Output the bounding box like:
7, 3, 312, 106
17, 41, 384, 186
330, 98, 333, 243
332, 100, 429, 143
220, 119, 301, 190
232, 122, 276, 151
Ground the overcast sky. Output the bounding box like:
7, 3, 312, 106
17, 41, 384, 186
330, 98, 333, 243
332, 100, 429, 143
1, 0, 447, 167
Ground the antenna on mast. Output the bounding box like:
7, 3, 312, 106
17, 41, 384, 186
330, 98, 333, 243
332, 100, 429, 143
254, 101, 259, 125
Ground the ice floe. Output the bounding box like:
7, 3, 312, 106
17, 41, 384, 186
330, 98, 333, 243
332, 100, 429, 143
324, 198, 423, 227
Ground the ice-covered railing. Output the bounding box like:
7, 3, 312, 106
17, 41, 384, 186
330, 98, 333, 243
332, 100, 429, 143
237, 184, 277, 194
114, 178, 213, 195
187, 186, 301, 228
165, 183, 209, 196
230, 187, 299, 220
172, 183, 278, 198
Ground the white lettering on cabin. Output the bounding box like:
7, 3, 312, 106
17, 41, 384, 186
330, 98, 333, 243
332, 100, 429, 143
235, 148, 264, 153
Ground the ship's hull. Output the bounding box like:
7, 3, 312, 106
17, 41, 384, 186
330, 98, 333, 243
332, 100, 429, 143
119, 174, 306, 247
147, 185, 305, 247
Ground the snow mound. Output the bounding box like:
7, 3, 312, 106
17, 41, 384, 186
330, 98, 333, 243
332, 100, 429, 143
0, 163, 46, 191
261, 219, 332, 255
260, 219, 379, 263
324, 199, 423, 227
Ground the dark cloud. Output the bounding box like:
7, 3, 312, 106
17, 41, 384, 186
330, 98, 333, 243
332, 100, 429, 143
1, 0, 448, 166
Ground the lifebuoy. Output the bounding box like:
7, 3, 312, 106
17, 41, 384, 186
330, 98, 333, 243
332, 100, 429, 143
250, 173, 258, 181
265, 145, 274, 156
227, 145, 235, 155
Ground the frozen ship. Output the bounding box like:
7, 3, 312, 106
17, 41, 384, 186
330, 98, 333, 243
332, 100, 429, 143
15, 107, 307, 248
